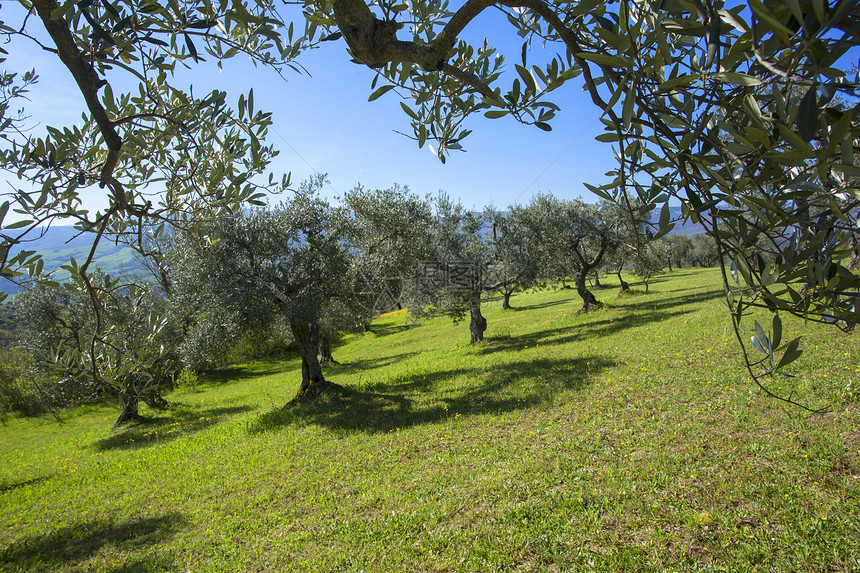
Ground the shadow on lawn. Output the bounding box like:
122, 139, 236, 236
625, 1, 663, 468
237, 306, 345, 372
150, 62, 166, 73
634, 288, 723, 311
325, 352, 415, 377
478, 303, 697, 356
0, 513, 185, 570
198, 363, 286, 387
0, 476, 51, 493
92, 404, 253, 452
249, 355, 613, 434
365, 322, 415, 337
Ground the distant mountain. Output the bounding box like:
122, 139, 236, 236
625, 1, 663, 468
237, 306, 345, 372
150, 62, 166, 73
1, 227, 146, 296
2, 206, 707, 296
651, 206, 707, 237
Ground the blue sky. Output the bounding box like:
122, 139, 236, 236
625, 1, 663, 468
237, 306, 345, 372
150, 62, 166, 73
1, 2, 619, 217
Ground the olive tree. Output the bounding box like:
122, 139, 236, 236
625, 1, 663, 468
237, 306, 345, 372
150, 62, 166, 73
342, 184, 434, 317
632, 240, 667, 293
169, 176, 352, 399
690, 234, 719, 268
485, 206, 543, 310
663, 235, 695, 272
15, 272, 179, 427
515, 194, 616, 312
0, 1, 325, 399
402, 193, 494, 343
309, 0, 859, 408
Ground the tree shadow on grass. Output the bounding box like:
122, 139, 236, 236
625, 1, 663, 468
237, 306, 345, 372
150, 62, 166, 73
478, 305, 691, 356
475, 287, 722, 358
197, 363, 286, 388
364, 322, 415, 337
504, 295, 578, 312
630, 288, 723, 311
0, 513, 185, 570
249, 355, 613, 434
92, 404, 253, 452
0, 476, 51, 493
324, 352, 415, 377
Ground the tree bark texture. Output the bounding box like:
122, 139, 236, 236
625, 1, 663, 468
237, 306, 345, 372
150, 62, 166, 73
291, 322, 330, 395
318, 331, 339, 367
113, 379, 143, 428
570, 237, 607, 312
469, 294, 487, 343
616, 270, 630, 294
575, 273, 601, 313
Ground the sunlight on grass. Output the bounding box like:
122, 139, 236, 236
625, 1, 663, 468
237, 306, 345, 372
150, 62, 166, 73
1, 269, 858, 572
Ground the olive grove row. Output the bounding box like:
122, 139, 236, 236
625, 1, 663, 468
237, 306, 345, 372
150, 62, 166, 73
1, 0, 857, 421
13, 183, 705, 427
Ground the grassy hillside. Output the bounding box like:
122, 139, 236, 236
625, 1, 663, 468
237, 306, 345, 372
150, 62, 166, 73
1, 226, 143, 296
0, 268, 857, 572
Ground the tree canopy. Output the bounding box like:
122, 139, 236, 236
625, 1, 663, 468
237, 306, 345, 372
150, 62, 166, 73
309, 0, 859, 408
2, 0, 858, 411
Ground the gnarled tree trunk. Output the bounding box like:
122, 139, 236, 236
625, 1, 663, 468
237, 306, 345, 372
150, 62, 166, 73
571, 237, 607, 313
469, 294, 487, 343
502, 290, 513, 310
574, 273, 601, 312
114, 378, 144, 428
290, 321, 331, 397
616, 269, 630, 294
318, 331, 339, 367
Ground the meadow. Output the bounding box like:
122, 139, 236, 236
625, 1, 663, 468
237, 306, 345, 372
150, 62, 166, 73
0, 268, 857, 572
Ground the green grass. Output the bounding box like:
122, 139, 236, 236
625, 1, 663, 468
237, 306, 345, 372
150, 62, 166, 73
1, 268, 858, 572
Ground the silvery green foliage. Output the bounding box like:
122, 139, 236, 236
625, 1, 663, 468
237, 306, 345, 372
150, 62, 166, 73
664, 235, 695, 270
631, 239, 667, 292
403, 193, 488, 319
690, 234, 719, 268
168, 176, 352, 368
15, 270, 180, 411
342, 184, 434, 315
484, 205, 543, 307
0, 0, 319, 401
513, 194, 618, 299
309, 0, 857, 406
0, 0, 315, 295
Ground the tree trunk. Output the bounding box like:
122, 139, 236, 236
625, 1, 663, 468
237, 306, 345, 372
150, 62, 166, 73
141, 387, 169, 411
570, 238, 607, 313
616, 270, 630, 294
502, 290, 513, 310
469, 294, 487, 343
574, 271, 601, 312
290, 322, 331, 397
593, 272, 602, 288
318, 331, 339, 367
113, 378, 144, 428
667, 256, 673, 272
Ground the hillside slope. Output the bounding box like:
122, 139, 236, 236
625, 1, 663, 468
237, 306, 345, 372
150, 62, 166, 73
1, 226, 143, 295
0, 268, 857, 572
